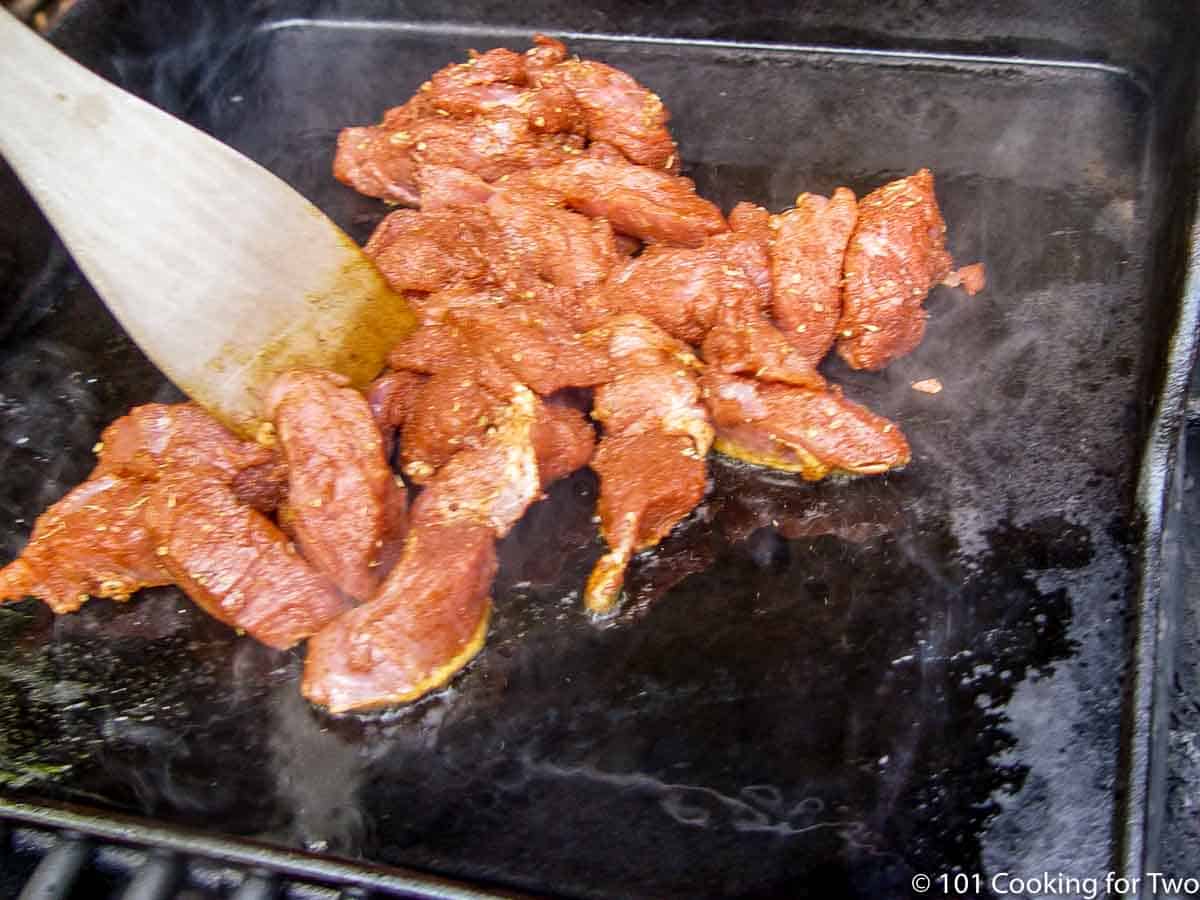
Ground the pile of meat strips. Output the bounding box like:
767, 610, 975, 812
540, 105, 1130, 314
0, 37, 982, 713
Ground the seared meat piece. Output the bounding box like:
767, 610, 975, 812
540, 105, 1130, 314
303, 386, 546, 712
302, 522, 497, 713
409, 385, 543, 534
266, 370, 408, 599
532, 400, 596, 485
448, 303, 613, 394
410, 157, 721, 262
95, 402, 274, 484
387, 320, 472, 374
230, 458, 290, 515
390, 312, 608, 482
602, 236, 824, 388
532, 49, 678, 170
837, 169, 954, 370
943, 261, 987, 295
364, 205, 497, 295
511, 157, 727, 247
400, 362, 502, 482
334, 103, 585, 206
366, 369, 428, 456
602, 242, 751, 345
769, 188, 858, 364
581, 315, 713, 613
485, 192, 621, 291
0, 474, 170, 613
702, 371, 910, 479
364, 189, 622, 307
334, 35, 679, 207
144, 471, 351, 650
426, 47, 529, 117
586, 432, 709, 615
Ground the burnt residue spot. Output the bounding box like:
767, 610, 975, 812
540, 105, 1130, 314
984, 516, 1095, 571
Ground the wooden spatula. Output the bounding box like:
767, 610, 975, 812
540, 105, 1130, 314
0, 9, 416, 438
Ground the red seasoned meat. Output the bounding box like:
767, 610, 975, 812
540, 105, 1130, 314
408, 385, 543, 535
533, 54, 678, 170
769, 188, 858, 364
389, 312, 608, 482
702, 371, 910, 479
837, 169, 954, 370
399, 362, 502, 482
366, 369, 428, 457
601, 242, 749, 345
485, 192, 621, 291
266, 370, 408, 599
364, 205, 497, 295
447, 303, 613, 394
230, 458, 290, 515
511, 157, 727, 247
144, 471, 351, 650
302, 522, 497, 713
602, 236, 824, 389
364, 191, 623, 306
532, 400, 596, 485
334, 103, 585, 206
581, 315, 713, 613
95, 402, 274, 484
0, 474, 170, 613
333, 36, 681, 208
303, 386, 546, 712
426, 47, 529, 117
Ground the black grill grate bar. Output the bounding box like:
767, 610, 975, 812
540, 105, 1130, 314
119, 850, 183, 900
17, 833, 91, 900
2, 798, 523, 899
230, 870, 279, 900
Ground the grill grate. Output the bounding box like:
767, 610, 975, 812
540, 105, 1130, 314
0, 800, 515, 900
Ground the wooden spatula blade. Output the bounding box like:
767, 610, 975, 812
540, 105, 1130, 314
0, 9, 416, 437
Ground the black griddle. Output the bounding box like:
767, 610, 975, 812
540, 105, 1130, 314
1, 2, 1198, 897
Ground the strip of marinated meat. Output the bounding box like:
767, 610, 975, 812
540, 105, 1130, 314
364, 190, 622, 311
531, 47, 678, 171
447, 303, 613, 394
363, 205, 497, 295
94, 402, 274, 483
266, 370, 408, 599
485, 192, 621, 292
144, 470, 351, 650
388, 312, 608, 482
601, 235, 825, 389
701, 371, 910, 480
301, 522, 497, 713
768, 188, 859, 364
399, 361, 503, 482
511, 157, 727, 247
0, 474, 170, 613
581, 315, 713, 614
303, 386, 546, 712
425, 46, 530, 117
408, 385, 543, 534
230, 458, 290, 515
532, 400, 596, 485
333, 35, 679, 207
334, 104, 585, 206
837, 169, 958, 370
366, 369, 427, 457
